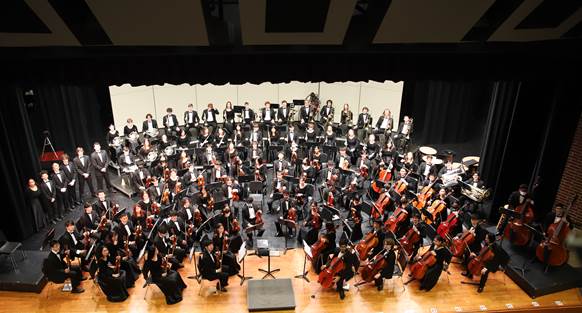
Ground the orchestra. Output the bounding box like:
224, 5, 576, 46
34, 96, 576, 305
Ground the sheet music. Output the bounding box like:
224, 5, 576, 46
237, 241, 247, 263
302, 240, 313, 259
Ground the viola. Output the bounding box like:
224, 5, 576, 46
384, 206, 409, 234
163, 167, 171, 182
288, 207, 297, 221
355, 231, 379, 261
134, 225, 143, 242
151, 202, 161, 216
451, 229, 476, 258
231, 218, 241, 234
360, 249, 389, 282
467, 244, 495, 276
146, 217, 154, 230
318, 254, 345, 288
145, 177, 152, 188
536, 195, 577, 266
197, 175, 205, 189
255, 210, 263, 225
409, 250, 437, 280
399, 226, 422, 256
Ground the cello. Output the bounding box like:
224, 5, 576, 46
451, 229, 476, 258
371, 164, 392, 194
355, 231, 379, 261
310, 236, 329, 266
359, 249, 389, 282
536, 195, 577, 266
467, 244, 495, 276
318, 253, 346, 288
413, 180, 439, 210
384, 206, 409, 234
436, 211, 459, 239
409, 249, 437, 281
372, 192, 392, 220
399, 226, 422, 256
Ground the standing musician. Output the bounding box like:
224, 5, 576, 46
299, 100, 312, 127
142, 113, 159, 135
73, 147, 95, 199
320, 238, 358, 300
51, 162, 71, 216
497, 184, 533, 235
184, 103, 200, 136
262, 101, 274, 125
198, 239, 229, 292
320, 100, 335, 125
223, 101, 235, 133
277, 100, 290, 124
91, 142, 114, 193
61, 154, 79, 206
394, 115, 413, 153
357, 107, 372, 140
162, 107, 180, 139
202, 103, 219, 134
242, 102, 255, 125
340, 103, 354, 135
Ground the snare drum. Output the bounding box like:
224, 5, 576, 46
145, 128, 159, 138
128, 131, 140, 142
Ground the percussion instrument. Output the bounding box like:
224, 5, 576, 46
418, 146, 437, 155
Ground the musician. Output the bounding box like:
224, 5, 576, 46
365, 133, 380, 161
138, 137, 153, 160
77, 202, 100, 233
399, 151, 418, 173
314, 222, 338, 273
320, 100, 334, 124
118, 146, 136, 172
286, 124, 298, 145
202, 103, 219, 133
336, 147, 351, 169
166, 211, 188, 249
223, 101, 235, 133
242, 198, 265, 246
277, 100, 289, 124
212, 223, 240, 276
418, 155, 437, 180
299, 100, 311, 126
543, 204, 574, 232
184, 103, 200, 135
147, 178, 164, 204
143, 246, 188, 304
176, 129, 189, 148
131, 202, 147, 229
461, 172, 485, 212
198, 239, 228, 292
346, 129, 360, 161
321, 238, 358, 300
380, 139, 397, 165
248, 123, 263, 145
60, 154, 79, 206
403, 213, 427, 260
142, 113, 159, 134
274, 192, 295, 237
346, 204, 363, 242
209, 161, 226, 183
248, 140, 262, 163
215, 127, 228, 149
200, 144, 215, 165
305, 122, 317, 142
431, 188, 450, 225
73, 147, 95, 199
375, 109, 393, 136
462, 233, 508, 293
162, 107, 180, 138
456, 213, 487, 262
300, 158, 316, 183
323, 125, 336, 147
391, 168, 416, 199
371, 238, 397, 291
106, 124, 121, 160
123, 118, 138, 136
340, 103, 354, 135
508, 184, 532, 209
261, 101, 274, 125
267, 172, 288, 213
355, 149, 372, 171
238, 101, 252, 123
91, 142, 114, 193
416, 235, 451, 291
94, 246, 129, 302
116, 213, 141, 256
318, 160, 338, 186
43, 240, 85, 293
153, 224, 185, 268
273, 152, 290, 174
357, 107, 372, 139
59, 220, 87, 260
51, 162, 71, 216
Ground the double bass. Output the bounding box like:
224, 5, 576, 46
536, 195, 577, 266
503, 199, 535, 246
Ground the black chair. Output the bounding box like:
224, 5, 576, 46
197, 255, 223, 296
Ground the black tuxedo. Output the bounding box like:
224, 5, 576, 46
52, 171, 70, 214
40, 179, 57, 220
277, 107, 289, 123
320, 106, 334, 123
62, 162, 78, 203
508, 191, 532, 209
273, 159, 290, 173
76, 211, 100, 231
73, 155, 95, 197
299, 106, 311, 124
248, 130, 262, 144
376, 116, 393, 130
286, 132, 298, 144
90, 150, 112, 191
242, 108, 255, 124
261, 108, 274, 123
357, 113, 372, 128
142, 119, 159, 132
43, 252, 82, 288
163, 114, 179, 129
93, 199, 113, 217
184, 110, 200, 126
198, 249, 228, 286
59, 231, 85, 259
148, 184, 164, 201
202, 108, 219, 125
418, 162, 438, 178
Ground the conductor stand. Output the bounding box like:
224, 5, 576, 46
257, 239, 280, 279
294, 240, 311, 283
237, 242, 253, 285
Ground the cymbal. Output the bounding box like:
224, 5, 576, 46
462, 156, 480, 163
419, 146, 437, 155
452, 162, 463, 169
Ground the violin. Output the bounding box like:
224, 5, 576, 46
318, 252, 346, 289
355, 231, 379, 261
409, 249, 437, 280
82, 228, 91, 250
350, 207, 361, 224
536, 195, 577, 266
145, 177, 152, 188
327, 190, 335, 207
161, 188, 171, 205
384, 206, 409, 234
207, 196, 215, 211
231, 218, 241, 234
174, 181, 182, 194
399, 226, 422, 256
163, 167, 171, 183
287, 207, 297, 221
467, 244, 495, 276
98, 216, 108, 232
232, 188, 240, 202
146, 217, 154, 230
134, 225, 143, 243
151, 202, 161, 216
255, 210, 263, 225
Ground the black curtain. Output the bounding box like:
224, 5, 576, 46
400, 81, 492, 145
480, 81, 582, 223
0, 85, 113, 241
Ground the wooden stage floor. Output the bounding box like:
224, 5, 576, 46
0, 249, 580, 313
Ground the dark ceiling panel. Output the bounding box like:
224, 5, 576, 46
463, 0, 524, 42
49, 0, 112, 46
517, 0, 581, 29
0, 1, 50, 33
265, 0, 330, 33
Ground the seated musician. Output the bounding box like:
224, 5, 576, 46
355, 149, 371, 170
345, 202, 363, 242
59, 220, 88, 267
198, 127, 214, 147
43, 240, 85, 293
131, 161, 151, 191
166, 211, 189, 251
320, 99, 334, 125
458, 213, 487, 265
242, 197, 265, 247
323, 125, 336, 146
420, 173, 440, 191
268, 172, 288, 213
462, 172, 486, 213
365, 133, 380, 161
462, 233, 508, 293
275, 192, 296, 237
153, 224, 185, 269
371, 238, 397, 291
399, 151, 418, 173
77, 202, 100, 233
318, 160, 338, 187
210, 161, 226, 184
286, 124, 298, 144
430, 188, 450, 226
302, 203, 322, 245
321, 238, 358, 300
212, 223, 241, 276
300, 158, 316, 183
94, 245, 129, 302
163, 107, 180, 139
277, 100, 289, 124
273, 152, 290, 175
375, 109, 394, 136
143, 246, 187, 304
123, 118, 138, 137
215, 127, 228, 148
248, 140, 262, 163
222, 176, 242, 209
118, 146, 136, 174
305, 122, 317, 142
199, 239, 229, 292
131, 202, 147, 230
414, 235, 451, 291
248, 123, 263, 145
402, 213, 427, 260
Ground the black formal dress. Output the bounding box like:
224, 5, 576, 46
419, 246, 452, 291
97, 257, 129, 302
26, 187, 48, 232
143, 256, 187, 305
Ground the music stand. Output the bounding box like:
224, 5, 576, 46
294, 240, 312, 282
257, 239, 279, 279
237, 242, 252, 285
280, 218, 297, 254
